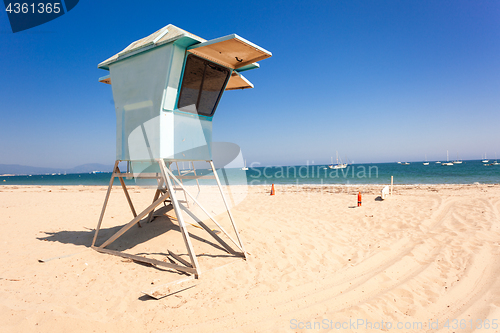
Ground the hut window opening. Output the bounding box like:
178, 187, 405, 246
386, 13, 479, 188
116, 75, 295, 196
177, 54, 230, 117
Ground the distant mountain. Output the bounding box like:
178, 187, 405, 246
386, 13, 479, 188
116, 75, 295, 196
65, 163, 115, 174
0, 163, 114, 175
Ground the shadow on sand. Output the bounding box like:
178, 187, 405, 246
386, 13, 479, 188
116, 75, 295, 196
37, 214, 227, 255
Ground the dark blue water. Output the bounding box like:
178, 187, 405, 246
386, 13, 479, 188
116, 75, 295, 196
1, 160, 499, 186
245, 160, 500, 185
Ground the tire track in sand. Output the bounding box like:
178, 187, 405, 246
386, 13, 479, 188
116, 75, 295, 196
173, 196, 465, 331
170, 194, 499, 333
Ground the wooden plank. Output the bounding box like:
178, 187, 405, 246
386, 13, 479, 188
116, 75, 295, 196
234, 55, 271, 70
99, 75, 111, 84
92, 161, 119, 247
187, 35, 271, 70
93, 247, 196, 274
226, 72, 253, 90
175, 175, 215, 180
167, 250, 193, 268
113, 172, 161, 179
112, 172, 214, 180
142, 276, 197, 300
98, 190, 171, 248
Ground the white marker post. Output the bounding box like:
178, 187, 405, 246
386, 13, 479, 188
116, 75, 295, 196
391, 176, 393, 195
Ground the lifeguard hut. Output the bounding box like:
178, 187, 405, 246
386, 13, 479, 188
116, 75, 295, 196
92, 24, 271, 278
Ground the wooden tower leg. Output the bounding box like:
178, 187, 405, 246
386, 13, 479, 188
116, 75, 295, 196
146, 189, 161, 223
116, 165, 141, 227
159, 159, 201, 278
191, 162, 201, 192
175, 162, 190, 208
209, 160, 246, 257
92, 161, 119, 247
161, 165, 244, 254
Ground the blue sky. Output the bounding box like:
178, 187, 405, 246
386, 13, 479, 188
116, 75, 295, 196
1, 0, 499, 168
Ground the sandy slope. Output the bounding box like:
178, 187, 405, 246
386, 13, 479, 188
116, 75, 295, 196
0, 184, 499, 332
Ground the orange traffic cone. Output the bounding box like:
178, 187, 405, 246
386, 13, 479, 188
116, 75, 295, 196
357, 192, 362, 207
270, 184, 275, 196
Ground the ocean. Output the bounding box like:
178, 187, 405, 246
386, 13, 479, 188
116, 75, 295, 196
1, 160, 499, 186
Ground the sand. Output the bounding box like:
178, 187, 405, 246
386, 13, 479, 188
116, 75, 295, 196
0, 183, 500, 332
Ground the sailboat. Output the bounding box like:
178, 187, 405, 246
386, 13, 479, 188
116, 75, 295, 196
242, 160, 248, 171
423, 154, 429, 165
442, 150, 453, 166
328, 151, 347, 169
482, 153, 489, 163
489, 153, 499, 166
453, 153, 462, 164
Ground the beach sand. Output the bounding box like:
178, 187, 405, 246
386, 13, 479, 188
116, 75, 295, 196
1, 184, 500, 332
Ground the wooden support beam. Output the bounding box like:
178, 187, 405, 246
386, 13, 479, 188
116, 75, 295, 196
112, 172, 214, 180
179, 203, 240, 256
98, 190, 171, 249
93, 247, 197, 274
209, 161, 246, 256
92, 159, 246, 279
167, 250, 193, 268
113, 172, 160, 179
191, 161, 201, 192
146, 189, 162, 223
159, 159, 201, 277
116, 166, 140, 227
175, 162, 190, 208
163, 166, 244, 253
175, 175, 215, 180
92, 161, 119, 247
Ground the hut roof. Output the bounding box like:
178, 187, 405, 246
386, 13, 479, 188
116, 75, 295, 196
98, 24, 205, 70
98, 24, 271, 90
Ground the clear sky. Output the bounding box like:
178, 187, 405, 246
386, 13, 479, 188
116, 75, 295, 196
1, 0, 499, 168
